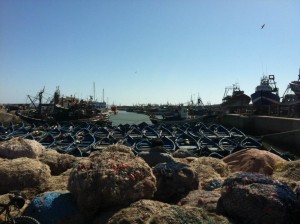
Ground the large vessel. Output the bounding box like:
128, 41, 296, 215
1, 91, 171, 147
16, 87, 110, 124
221, 83, 251, 109
281, 69, 300, 115
289, 69, 300, 95
251, 75, 280, 107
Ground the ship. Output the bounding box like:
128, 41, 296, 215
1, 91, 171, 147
281, 69, 300, 116
16, 87, 110, 124
221, 84, 251, 110
250, 75, 280, 107
289, 68, 300, 95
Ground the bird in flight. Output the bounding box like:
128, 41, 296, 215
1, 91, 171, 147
261, 24, 265, 29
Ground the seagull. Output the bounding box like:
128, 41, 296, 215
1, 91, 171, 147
261, 24, 265, 29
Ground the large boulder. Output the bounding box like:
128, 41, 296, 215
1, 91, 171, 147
217, 172, 297, 224
39, 150, 78, 175
68, 148, 157, 217
153, 162, 199, 202
222, 148, 287, 175
0, 157, 51, 194
0, 137, 44, 159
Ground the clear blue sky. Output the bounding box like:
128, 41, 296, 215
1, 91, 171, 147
1, 0, 299, 106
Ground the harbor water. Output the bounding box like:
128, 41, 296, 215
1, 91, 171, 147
109, 110, 152, 126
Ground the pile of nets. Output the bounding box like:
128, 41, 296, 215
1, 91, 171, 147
217, 172, 297, 223
152, 161, 199, 202
222, 148, 287, 175
68, 146, 156, 217
0, 137, 44, 159
39, 150, 78, 175
189, 157, 230, 189
0, 157, 51, 194
107, 199, 229, 224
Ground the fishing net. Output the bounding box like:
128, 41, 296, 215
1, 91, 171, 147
24, 191, 79, 224
45, 169, 71, 192
217, 172, 297, 224
138, 151, 176, 167
0, 137, 44, 159
107, 199, 170, 224
178, 189, 222, 213
148, 205, 230, 224
172, 149, 196, 158
39, 149, 78, 175
222, 148, 287, 175
190, 157, 230, 178
152, 162, 199, 203
0, 157, 51, 194
187, 157, 229, 190
97, 144, 135, 155
67, 149, 156, 217
273, 159, 300, 182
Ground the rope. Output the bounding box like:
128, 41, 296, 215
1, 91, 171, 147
261, 128, 300, 138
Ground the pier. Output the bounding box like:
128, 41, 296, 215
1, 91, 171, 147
220, 114, 300, 154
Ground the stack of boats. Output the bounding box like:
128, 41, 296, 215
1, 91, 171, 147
0, 120, 292, 161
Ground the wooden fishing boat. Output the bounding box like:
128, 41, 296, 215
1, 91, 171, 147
157, 125, 174, 138
93, 127, 110, 141
142, 126, 160, 139
126, 127, 143, 140
238, 137, 263, 150
135, 139, 153, 152
160, 136, 177, 152
198, 136, 222, 154
175, 132, 200, 151
75, 133, 95, 154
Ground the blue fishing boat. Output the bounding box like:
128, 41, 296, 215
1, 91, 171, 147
160, 136, 177, 152
142, 126, 160, 139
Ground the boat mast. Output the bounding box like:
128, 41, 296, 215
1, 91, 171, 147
103, 88, 104, 102
93, 82, 95, 101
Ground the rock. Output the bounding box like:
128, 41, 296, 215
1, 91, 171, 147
153, 162, 199, 203
0, 137, 44, 159
39, 150, 78, 175
222, 148, 286, 175
68, 149, 156, 217
217, 172, 297, 224
0, 157, 51, 194
24, 191, 79, 224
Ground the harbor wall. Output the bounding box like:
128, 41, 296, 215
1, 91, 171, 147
219, 114, 300, 153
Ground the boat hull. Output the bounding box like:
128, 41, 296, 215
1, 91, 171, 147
250, 91, 280, 107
